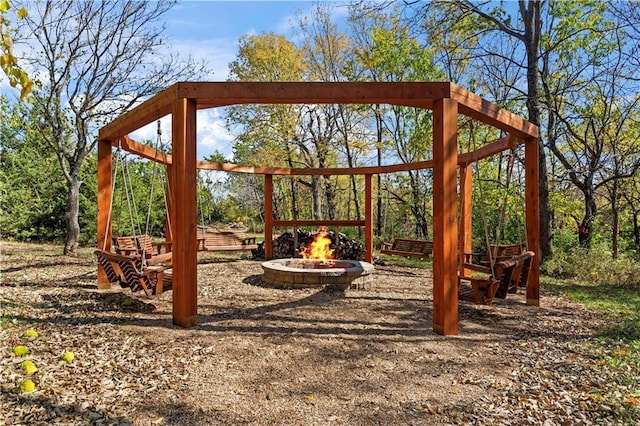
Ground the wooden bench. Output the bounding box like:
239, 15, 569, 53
112, 235, 172, 266
95, 249, 172, 296
199, 230, 258, 252
458, 251, 535, 305
465, 243, 525, 266
380, 238, 433, 260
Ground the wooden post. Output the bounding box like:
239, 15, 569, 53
171, 98, 198, 327
97, 139, 113, 289
165, 164, 173, 253
364, 174, 374, 263
264, 174, 274, 259
432, 98, 459, 336
525, 137, 540, 306
459, 163, 472, 276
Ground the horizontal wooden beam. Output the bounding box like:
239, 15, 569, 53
99, 85, 177, 141
197, 159, 435, 176
179, 81, 450, 108
272, 220, 366, 227
118, 136, 172, 165
451, 84, 539, 139
458, 134, 522, 165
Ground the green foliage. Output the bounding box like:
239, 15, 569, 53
0, 97, 98, 243
542, 243, 640, 288
110, 155, 168, 238
0, 1, 32, 100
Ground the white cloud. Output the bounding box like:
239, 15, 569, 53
197, 109, 235, 160
129, 109, 235, 161
169, 37, 237, 81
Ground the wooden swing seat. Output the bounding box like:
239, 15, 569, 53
458, 250, 535, 305
380, 238, 433, 260
112, 234, 172, 265
464, 243, 525, 267
95, 249, 172, 296
198, 230, 258, 252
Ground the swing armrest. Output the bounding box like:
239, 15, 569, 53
145, 252, 172, 266
113, 244, 136, 256
155, 242, 172, 253
463, 262, 492, 274
463, 252, 484, 264
142, 264, 172, 277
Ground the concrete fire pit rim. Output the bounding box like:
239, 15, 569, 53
261, 258, 374, 276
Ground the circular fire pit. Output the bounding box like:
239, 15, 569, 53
261, 258, 374, 290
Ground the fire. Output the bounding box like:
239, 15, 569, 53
300, 228, 334, 260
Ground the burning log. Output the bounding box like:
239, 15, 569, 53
252, 229, 366, 260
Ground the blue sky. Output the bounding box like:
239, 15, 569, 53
131, 1, 329, 159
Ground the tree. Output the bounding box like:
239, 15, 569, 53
227, 32, 305, 221
442, 0, 553, 261
349, 13, 443, 238
17, 0, 205, 256
0, 0, 31, 99
541, 1, 640, 248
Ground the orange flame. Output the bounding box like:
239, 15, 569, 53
300, 228, 334, 260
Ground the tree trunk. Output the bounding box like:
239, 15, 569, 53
521, 0, 552, 262
633, 211, 640, 259
311, 175, 322, 220
578, 188, 597, 248
324, 175, 337, 220
64, 177, 81, 257
611, 183, 620, 259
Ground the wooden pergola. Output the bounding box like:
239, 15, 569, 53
97, 81, 540, 336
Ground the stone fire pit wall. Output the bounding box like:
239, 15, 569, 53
261, 259, 374, 291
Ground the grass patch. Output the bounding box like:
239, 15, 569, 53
543, 277, 640, 341
376, 253, 433, 268
543, 275, 640, 409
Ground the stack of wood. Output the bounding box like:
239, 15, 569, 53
252, 229, 366, 260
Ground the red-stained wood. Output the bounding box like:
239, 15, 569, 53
365, 174, 374, 263
97, 139, 113, 289
100, 82, 538, 143
264, 174, 274, 260
271, 220, 366, 227
459, 164, 473, 276
178, 81, 451, 109
525, 137, 540, 306
99, 87, 177, 141
432, 98, 459, 336
450, 84, 539, 139
164, 164, 173, 252
196, 159, 435, 176
458, 134, 520, 166
171, 98, 198, 328
97, 80, 540, 334
120, 135, 172, 165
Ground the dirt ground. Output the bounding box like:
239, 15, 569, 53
0, 241, 636, 425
